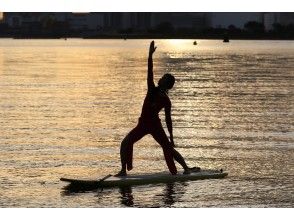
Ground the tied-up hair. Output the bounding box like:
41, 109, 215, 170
162, 73, 175, 89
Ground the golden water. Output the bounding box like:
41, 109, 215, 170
0, 39, 293, 207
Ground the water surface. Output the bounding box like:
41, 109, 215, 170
0, 39, 293, 207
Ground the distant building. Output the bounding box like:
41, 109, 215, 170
104, 13, 123, 31
87, 13, 104, 30
209, 12, 263, 29
3, 12, 47, 33
3, 12, 104, 31
3, 12, 68, 28
67, 13, 103, 31
263, 13, 294, 31
264, 13, 278, 31
2, 12, 294, 36
150, 12, 208, 30
278, 12, 294, 26
4, 12, 30, 27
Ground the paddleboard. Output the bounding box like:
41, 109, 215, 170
61, 169, 228, 191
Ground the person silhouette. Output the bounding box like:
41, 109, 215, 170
115, 41, 199, 177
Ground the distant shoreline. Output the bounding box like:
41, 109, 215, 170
0, 35, 293, 40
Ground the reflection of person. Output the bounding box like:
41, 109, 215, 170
115, 41, 199, 177
162, 182, 187, 207
163, 183, 176, 206
119, 187, 134, 207
118, 183, 187, 207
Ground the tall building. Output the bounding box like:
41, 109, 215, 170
150, 12, 208, 30
68, 13, 104, 31
3, 12, 69, 28
136, 13, 152, 30
278, 13, 294, 25
209, 12, 263, 29
103, 13, 152, 31
263, 13, 294, 31
264, 13, 278, 31
2, 12, 293, 35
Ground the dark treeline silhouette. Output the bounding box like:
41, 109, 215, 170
1, 22, 293, 39
1, 23, 293, 39
120, 21, 294, 39
199, 22, 294, 39
0, 12, 294, 39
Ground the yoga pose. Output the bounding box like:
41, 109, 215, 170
115, 41, 198, 176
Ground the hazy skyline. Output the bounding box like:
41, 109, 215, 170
1, 12, 293, 40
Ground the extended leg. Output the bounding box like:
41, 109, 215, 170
172, 148, 189, 170
173, 148, 201, 174
152, 126, 199, 174
115, 124, 146, 176
151, 127, 177, 175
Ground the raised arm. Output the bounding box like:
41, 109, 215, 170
148, 41, 157, 90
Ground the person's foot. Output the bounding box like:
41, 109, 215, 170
114, 170, 127, 177
183, 167, 201, 175
183, 169, 191, 175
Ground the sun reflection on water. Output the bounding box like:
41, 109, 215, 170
0, 39, 293, 207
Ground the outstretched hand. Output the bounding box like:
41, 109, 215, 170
149, 41, 157, 55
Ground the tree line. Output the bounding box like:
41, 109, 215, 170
0, 20, 293, 39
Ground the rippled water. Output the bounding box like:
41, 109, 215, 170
0, 39, 293, 207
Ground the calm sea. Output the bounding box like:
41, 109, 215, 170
0, 39, 293, 207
